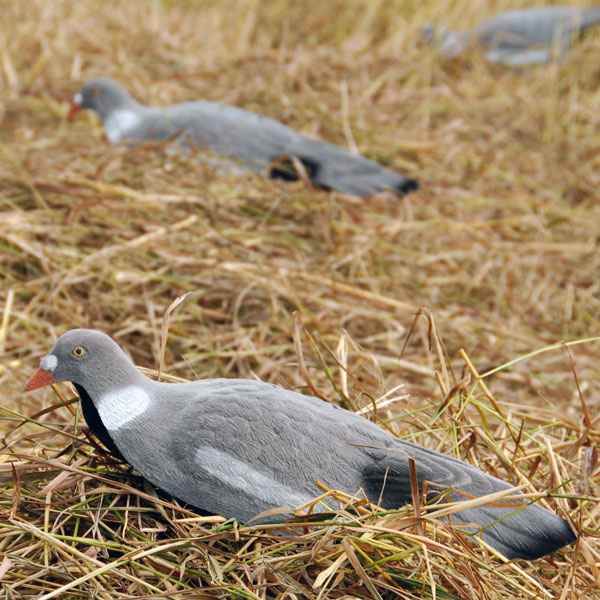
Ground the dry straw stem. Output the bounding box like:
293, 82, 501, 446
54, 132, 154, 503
1, 0, 599, 597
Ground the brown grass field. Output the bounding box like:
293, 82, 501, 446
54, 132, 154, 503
1, 0, 599, 597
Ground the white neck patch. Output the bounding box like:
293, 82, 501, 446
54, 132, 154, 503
96, 385, 151, 432
104, 109, 141, 143
194, 446, 310, 510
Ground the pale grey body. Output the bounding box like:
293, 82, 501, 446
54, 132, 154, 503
71, 78, 418, 197
423, 6, 600, 65
34, 329, 574, 560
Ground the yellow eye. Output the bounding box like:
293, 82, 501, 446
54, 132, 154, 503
72, 346, 85, 357
92, 88, 99, 95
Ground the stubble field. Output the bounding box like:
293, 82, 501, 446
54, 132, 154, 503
0, 1, 599, 598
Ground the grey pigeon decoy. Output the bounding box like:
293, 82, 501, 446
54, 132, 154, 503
67, 77, 419, 197
423, 6, 600, 65
25, 329, 575, 560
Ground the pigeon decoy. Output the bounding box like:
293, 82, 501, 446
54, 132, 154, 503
67, 77, 418, 198
25, 329, 575, 560
423, 6, 600, 65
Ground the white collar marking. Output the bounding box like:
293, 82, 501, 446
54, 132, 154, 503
104, 109, 142, 143
194, 446, 310, 510
97, 385, 151, 432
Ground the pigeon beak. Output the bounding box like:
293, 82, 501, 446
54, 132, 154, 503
24, 368, 56, 391
67, 103, 81, 121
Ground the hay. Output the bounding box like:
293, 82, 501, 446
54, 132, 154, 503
1, 0, 599, 597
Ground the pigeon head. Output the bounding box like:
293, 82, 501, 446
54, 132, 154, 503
421, 23, 468, 58
68, 77, 140, 122
421, 22, 438, 43
25, 329, 141, 394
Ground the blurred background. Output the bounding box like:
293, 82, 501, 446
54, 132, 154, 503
2, 0, 598, 422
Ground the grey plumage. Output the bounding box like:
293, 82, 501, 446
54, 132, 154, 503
26, 329, 575, 560
69, 77, 418, 197
423, 6, 600, 65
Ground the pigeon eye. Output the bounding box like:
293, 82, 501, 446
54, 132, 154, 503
92, 88, 99, 95
72, 346, 85, 357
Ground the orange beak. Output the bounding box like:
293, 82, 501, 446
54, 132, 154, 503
25, 368, 56, 391
67, 103, 81, 121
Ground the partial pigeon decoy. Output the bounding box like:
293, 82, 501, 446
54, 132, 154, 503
67, 77, 418, 197
25, 329, 575, 560
423, 6, 600, 66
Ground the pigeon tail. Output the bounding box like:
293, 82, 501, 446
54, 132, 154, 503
461, 499, 576, 561
363, 442, 575, 560
286, 137, 419, 197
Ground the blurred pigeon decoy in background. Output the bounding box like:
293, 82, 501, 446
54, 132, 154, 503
26, 329, 575, 561
68, 78, 419, 197
422, 6, 600, 66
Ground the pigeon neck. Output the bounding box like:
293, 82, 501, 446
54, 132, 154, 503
74, 382, 124, 457
103, 106, 145, 143
94, 92, 143, 123
79, 353, 147, 392
81, 365, 156, 434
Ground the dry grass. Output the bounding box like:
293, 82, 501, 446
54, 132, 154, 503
0, 0, 599, 597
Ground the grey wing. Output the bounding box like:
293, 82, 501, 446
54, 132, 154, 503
476, 8, 581, 49
164, 380, 378, 521
486, 48, 552, 66
163, 380, 526, 519
157, 102, 417, 197
162, 102, 300, 173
